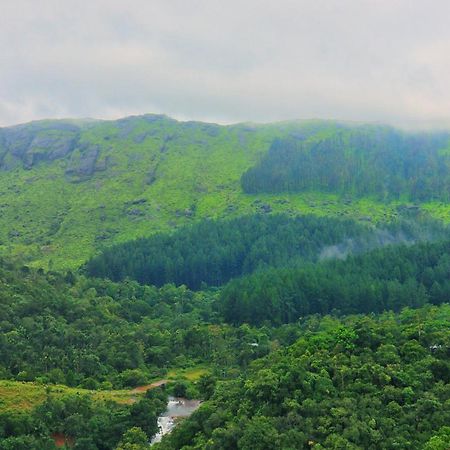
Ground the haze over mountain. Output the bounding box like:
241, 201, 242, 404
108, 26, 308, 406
1, 3, 450, 449
2, 1, 450, 128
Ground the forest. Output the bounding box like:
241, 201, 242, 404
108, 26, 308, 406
241, 127, 450, 201
156, 303, 450, 450
0, 118, 449, 449
0, 261, 272, 388
0, 390, 167, 450
84, 213, 447, 290
220, 240, 450, 325
1, 226, 449, 448
85, 215, 370, 288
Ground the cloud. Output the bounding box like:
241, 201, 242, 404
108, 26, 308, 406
1, 0, 450, 127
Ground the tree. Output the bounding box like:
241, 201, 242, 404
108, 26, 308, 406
115, 427, 150, 450
238, 417, 280, 450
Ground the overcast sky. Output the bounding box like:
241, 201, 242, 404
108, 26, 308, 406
1, 0, 450, 127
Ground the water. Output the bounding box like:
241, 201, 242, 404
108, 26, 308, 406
151, 396, 201, 445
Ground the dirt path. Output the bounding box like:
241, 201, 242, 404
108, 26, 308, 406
130, 379, 169, 394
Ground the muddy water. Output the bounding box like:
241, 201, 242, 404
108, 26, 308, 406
151, 396, 201, 445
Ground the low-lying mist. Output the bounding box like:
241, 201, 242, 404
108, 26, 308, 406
319, 218, 449, 261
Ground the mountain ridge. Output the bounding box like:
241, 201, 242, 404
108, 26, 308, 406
0, 114, 448, 270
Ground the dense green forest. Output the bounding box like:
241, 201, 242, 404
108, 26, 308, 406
84, 214, 446, 289
3, 238, 449, 388
0, 260, 280, 389
157, 303, 450, 450
241, 127, 450, 201
85, 215, 370, 288
0, 115, 449, 449
220, 240, 450, 325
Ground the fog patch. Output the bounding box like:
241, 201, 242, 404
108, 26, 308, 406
319, 223, 447, 262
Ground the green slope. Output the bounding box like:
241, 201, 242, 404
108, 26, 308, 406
241, 126, 450, 201
0, 115, 448, 270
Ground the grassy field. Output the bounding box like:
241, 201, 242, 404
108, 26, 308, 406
0, 365, 209, 413
0, 380, 138, 413
167, 366, 209, 382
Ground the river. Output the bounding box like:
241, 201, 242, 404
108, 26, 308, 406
150, 396, 201, 445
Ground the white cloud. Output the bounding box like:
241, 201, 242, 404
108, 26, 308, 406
1, 0, 450, 127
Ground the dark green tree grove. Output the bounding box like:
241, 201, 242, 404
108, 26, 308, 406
241, 127, 450, 201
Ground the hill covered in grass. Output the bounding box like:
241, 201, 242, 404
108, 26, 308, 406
0, 115, 449, 270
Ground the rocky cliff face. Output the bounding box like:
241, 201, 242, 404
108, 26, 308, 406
0, 121, 111, 180
0, 121, 81, 170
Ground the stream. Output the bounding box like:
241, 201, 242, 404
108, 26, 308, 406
150, 396, 201, 445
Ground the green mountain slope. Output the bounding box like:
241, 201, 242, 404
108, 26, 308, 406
242, 126, 450, 201
0, 115, 448, 270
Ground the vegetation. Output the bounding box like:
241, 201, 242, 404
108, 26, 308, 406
157, 304, 450, 450
85, 214, 372, 288
0, 388, 167, 449
0, 260, 277, 389
85, 213, 448, 290
220, 240, 450, 325
0, 380, 138, 413
0, 114, 449, 448
0, 116, 323, 270
0, 117, 448, 270
242, 126, 450, 201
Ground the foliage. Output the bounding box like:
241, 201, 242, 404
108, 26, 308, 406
0, 390, 166, 450
242, 126, 450, 201
115, 427, 150, 450
85, 213, 448, 290
220, 240, 450, 325
1, 115, 450, 449
0, 117, 334, 270
156, 304, 450, 449
84, 214, 372, 288
0, 260, 274, 387
0, 117, 448, 271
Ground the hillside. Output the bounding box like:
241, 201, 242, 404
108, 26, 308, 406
1, 114, 450, 449
242, 126, 450, 201
84, 214, 371, 288
0, 115, 449, 270
85, 213, 448, 290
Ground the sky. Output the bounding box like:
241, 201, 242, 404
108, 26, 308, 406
1, 0, 450, 127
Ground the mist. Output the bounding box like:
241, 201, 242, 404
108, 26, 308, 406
319, 219, 449, 262
2, 1, 450, 127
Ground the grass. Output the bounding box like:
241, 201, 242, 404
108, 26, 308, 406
0, 380, 147, 413
0, 116, 448, 270
0, 366, 209, 414
166, 366, 209, 382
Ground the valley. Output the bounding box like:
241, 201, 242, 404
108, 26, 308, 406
0, 115, 449, 449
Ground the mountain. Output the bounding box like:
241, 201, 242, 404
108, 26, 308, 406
1, 114, 449, 449
0, 114, 449, 271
